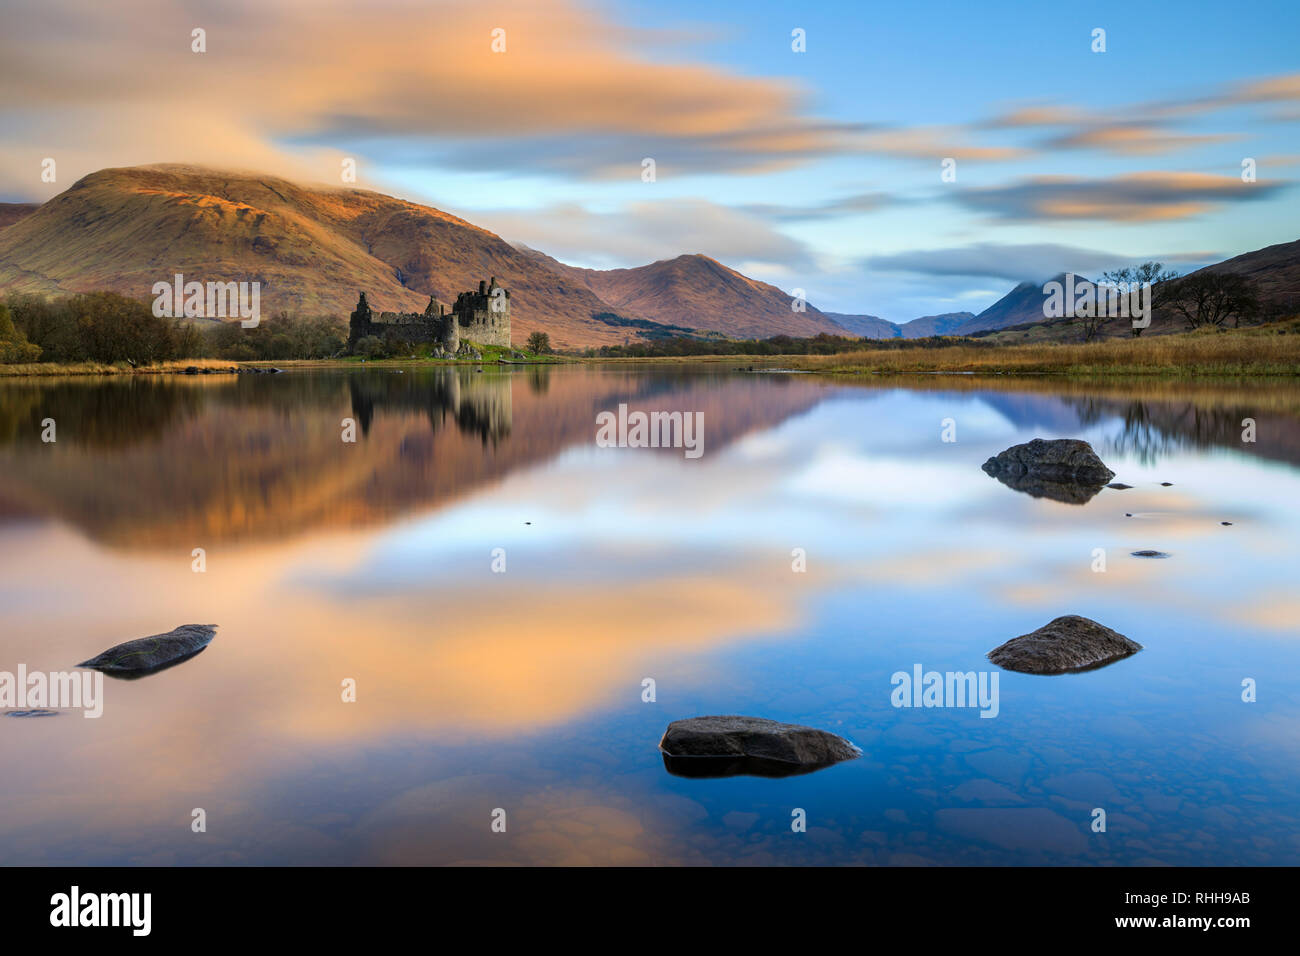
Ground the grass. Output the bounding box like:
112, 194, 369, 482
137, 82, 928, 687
0, 342, 564, 376
786, 321, 1300, 377
0, 357, 239, 377
5, 324, 1298, 378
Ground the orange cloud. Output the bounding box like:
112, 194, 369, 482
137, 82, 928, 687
0, 0, 854, 194
957, 172, 1287, 223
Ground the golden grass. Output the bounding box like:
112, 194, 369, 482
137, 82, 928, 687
0, 358, 236, 377
788, 323, 1300, 377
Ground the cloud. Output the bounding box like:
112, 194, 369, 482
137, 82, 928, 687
387, 122, 875, 181
475, 198, 815, 270
1041, 124, 1238, 156
982, 73, 1300, 157
862, 243, 1155, 283
739, 192, 896, 222
0, 0, 857, 194
856, 126, 1031, 162
954, 172, 1288, 222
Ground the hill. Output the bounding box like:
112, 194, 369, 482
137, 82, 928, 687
899, 311, 975, 338
0, 166, 645, 349
822, 312, 900, 339
0, 203, 39, 230
518, 247, 847, 340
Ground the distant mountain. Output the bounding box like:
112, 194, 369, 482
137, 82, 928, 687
519, 247, 848, 340
0, 203, 38, 229
0, 166, 650, 348
824, 309, 977, 339
976, 241, 1300, 342
955, 275, 1070, 335
899, 311, 975, 338
822, 312, 901, 338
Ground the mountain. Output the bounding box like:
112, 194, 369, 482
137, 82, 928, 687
822, 312, 900, 338
823, 310, 978, 339
955, 275, 1071, 335
0, 165, 657, 349
977, 241, 1300, 342
0, 203, 39, 229
1201, 238, 1300, 314
899, 311, 975, 338
518, 247, 847, 340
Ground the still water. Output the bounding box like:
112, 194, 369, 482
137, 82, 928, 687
1, 365, 1297, 865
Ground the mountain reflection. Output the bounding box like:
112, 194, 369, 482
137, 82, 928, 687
847, 376, 1300, 470
0, 367, 826, 549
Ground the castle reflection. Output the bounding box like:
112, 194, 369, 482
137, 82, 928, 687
348, 368, 513, 446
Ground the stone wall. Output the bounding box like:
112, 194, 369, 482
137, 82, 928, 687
348, 278, 511, 353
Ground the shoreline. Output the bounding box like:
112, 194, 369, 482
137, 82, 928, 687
3, 323, 1299, 379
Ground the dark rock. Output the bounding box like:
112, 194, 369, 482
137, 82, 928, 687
659, 715, 860, 778
77, 624, 216, 676
988, 615, 1141, 675
1131, 550, 1170, 558
981, 439, 1115, 504
1160, 482, 1174, 487
1221, 521, 1233, 526
183, 366, 200, 375
1107, 482, 1133, 490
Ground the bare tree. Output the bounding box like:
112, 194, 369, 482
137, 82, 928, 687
1100, 262, 1180, 338
1168, 272, 1259, 330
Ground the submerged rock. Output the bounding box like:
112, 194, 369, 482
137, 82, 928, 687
1131, 550, 1171, 558
1107, 482, 1133, 490
659, 715, 860, 778
5, 709, 58, 718
981, 439, 1115, 504
988, 615, 1141, 675
77, 624, 216, 676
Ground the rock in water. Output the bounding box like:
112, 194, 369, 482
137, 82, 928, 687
659, 715, 860, 777
981, 438, 1116, 504
988, 616, 1141, 675
77, 624, 217, 675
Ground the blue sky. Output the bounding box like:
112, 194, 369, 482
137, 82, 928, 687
2, 0, 1298, 319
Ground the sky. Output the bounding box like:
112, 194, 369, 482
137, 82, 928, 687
1, 0, 1298, 320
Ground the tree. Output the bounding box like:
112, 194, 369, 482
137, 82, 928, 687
1168, 272, 1259, 330
1099, 262, 1180, 338
526, 331, 551, 354
355, 335, 386, 359
0, 303, 42, 363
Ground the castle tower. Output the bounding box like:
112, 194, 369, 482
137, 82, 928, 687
440, 309, 460, 354
348, 292, 373, 350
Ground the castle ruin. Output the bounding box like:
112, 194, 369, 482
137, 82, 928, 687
348, 278, 511, 355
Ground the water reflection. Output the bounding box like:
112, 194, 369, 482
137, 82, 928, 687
1, 367, 1298, 866
0, 367, 824, 548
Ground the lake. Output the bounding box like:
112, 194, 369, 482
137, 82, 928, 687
1, 364, 1297, 865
